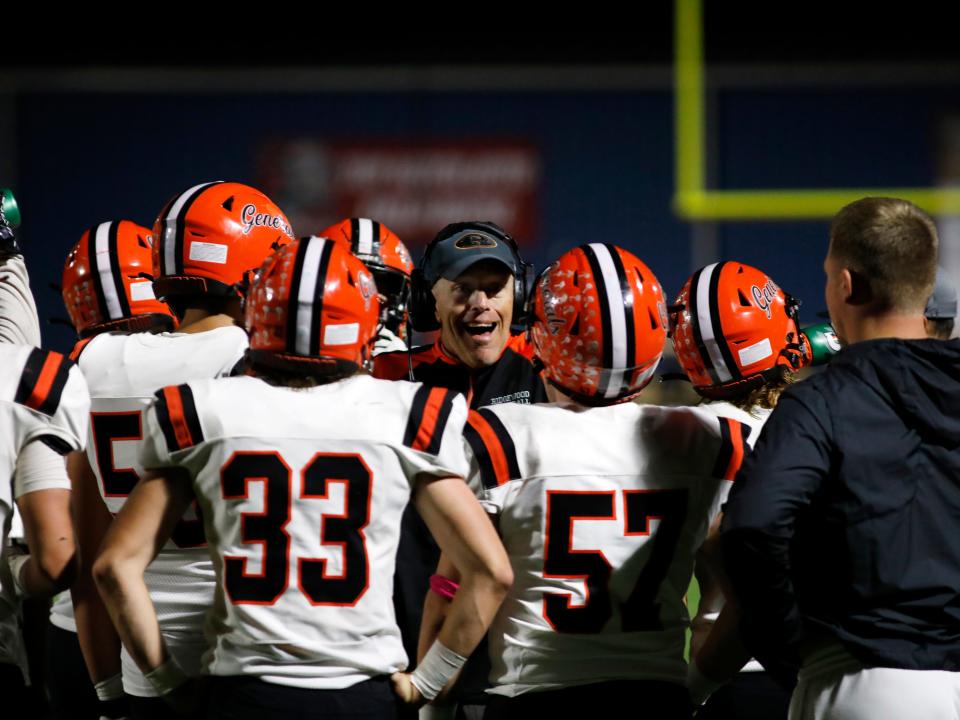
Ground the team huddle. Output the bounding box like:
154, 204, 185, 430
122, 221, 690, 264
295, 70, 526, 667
1, 182, 958, 720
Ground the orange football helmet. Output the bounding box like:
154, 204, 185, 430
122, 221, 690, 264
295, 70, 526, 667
245, 236, 381, 374
62, 220, 176, 338
531, 243, 668, 404
318, 217, 413, 338
152, 181, 294, 300
670, 261, 808, 399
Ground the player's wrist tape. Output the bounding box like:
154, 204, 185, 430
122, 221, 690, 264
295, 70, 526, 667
94, 673, 125, 702
686, 659, 723, 706
410, 640, 467, 701
429, 574, 459, 600
7, 552, 29, 597
144, 657, 188, 696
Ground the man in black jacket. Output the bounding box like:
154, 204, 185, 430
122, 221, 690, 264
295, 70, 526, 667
721, 197, 960, 720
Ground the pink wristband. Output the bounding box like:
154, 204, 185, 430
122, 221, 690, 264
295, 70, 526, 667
429, 574, 459, 600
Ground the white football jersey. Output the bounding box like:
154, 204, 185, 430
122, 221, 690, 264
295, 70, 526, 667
138, 374, 469, 689
697, 400, 770, 443
693, 399, 771, 674
462, 400, 750, 697
1, 345, 88, 550
74, 326, 247, 695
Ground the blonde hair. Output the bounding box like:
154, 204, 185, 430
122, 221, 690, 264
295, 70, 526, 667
729, 366, 795, 413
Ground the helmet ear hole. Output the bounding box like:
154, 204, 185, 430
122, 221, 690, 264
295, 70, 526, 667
648, 307, 658, 330
738, 289, 751, 306
137, 234, 150, 249
221, 196, 235, 212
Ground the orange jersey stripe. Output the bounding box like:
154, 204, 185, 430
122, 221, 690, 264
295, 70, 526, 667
466, 411, 512, 487
162, 386, 196, 450
412, 387, 448, 453
723, 420, 746, 480
69, 336, 95, 362
25, 352, 64, 412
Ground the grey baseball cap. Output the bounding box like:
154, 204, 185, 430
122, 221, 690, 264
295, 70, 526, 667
422, 222, 519, 285
925, 267, 958, 319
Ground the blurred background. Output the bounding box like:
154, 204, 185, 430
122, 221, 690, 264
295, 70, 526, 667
3, 2, 959, 399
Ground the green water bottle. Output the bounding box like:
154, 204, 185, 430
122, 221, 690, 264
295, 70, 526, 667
1, 188, 22, 256
802, 322, 841, 366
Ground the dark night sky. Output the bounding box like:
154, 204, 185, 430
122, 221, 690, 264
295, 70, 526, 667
6, 7, 959, 68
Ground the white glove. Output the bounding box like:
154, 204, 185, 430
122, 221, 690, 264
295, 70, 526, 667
373, 327, 408, 356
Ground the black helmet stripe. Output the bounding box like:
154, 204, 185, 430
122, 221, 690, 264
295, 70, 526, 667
157, 181, 224, 276
288, 237, 335, 356
106, 221, 132, 317
352, 217, 379, 259
86, 223, 111, 322
285, 238, 310, 354
580, 244, 613, 396
707, 262, 742, 381
688, 265, 720, 384
691, 262, 734, 384
308, 238, 335, 356
605, 242, 636, 393
582, 243, 634, 399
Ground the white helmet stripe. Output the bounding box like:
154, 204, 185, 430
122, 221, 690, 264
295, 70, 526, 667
159, 181, 221, 275
587, 243, 629, 399
356, 218, 375, 257
94, 222, 124, 320
695, 262, 733, 383
295, 237, 326, 356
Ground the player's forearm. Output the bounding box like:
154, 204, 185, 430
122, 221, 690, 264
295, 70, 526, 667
93, 555, 169, 674
417, 554, 459, 664
435, 565, 510, 658
418, 582, 453, 664
692, 601, 751, 682
73, 574, 123, 682
70, 451, 123, 681
16, 485, 77, 597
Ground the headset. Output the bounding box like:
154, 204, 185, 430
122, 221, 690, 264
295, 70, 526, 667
408, 221, 535, 333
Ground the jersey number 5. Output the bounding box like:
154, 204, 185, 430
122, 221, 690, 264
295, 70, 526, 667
220, 451, 372, 607
543, 488, 688, 633
90, 412, 205, 548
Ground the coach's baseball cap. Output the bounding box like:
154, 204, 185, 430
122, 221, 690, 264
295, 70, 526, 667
423, 221, 519, 285
925, 267, 958, 319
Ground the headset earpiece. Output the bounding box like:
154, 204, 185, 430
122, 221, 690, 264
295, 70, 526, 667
409, 266, 440, 333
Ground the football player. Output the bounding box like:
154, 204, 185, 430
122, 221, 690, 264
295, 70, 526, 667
670, 262, 814, 717
1, 189, 91, 710
92, 236, 512, 720
419, 244, 750, 718
68, 183, 293, 719
318, 217, 414, 355
53, 219, 178, 720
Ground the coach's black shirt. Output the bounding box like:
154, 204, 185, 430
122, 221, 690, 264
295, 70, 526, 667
375, 333, 547, 701
374, 333, 548, 407
722, 338, 960, 671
